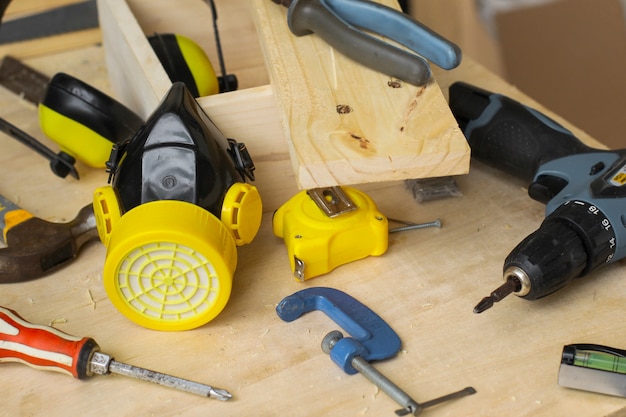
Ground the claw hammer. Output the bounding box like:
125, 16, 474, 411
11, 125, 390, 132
0, 194, 98, 283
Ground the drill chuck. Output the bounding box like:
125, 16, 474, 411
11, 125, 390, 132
504, 217, 587, 300
504, 200, 616, 301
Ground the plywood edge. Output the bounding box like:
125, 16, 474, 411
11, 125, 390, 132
97, 0, 171, 118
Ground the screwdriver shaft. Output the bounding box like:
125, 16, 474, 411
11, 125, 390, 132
89, 351, 231, 400
0, 116, 78, 179
109, 359, 232, 400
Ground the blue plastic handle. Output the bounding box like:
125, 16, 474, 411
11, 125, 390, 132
285, 0, 462, 86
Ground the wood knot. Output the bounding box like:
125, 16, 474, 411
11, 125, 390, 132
336, 104, 353, 114
350, 133, 370, 149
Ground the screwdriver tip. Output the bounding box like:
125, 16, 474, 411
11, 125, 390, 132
209, 388, 233, 401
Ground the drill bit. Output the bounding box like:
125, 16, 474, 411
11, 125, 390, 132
473, 276, 521, 314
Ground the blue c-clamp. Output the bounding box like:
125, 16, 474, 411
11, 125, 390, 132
276, 287, 475, 415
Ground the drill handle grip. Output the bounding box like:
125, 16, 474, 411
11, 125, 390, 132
449, 82, 595, 183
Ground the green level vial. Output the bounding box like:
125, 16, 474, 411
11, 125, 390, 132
559, 344, 626, 397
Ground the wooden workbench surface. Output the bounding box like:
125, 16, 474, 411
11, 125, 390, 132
1, 1, 625, 416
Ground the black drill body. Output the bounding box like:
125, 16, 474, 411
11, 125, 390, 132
449, 82, 626, 309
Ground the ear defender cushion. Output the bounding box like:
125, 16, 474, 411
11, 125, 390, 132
39, 73, 144, 167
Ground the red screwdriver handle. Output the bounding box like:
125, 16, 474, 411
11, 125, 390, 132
0, 306, 99, 379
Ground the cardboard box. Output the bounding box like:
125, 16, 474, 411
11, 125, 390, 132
496, 0, 626, 149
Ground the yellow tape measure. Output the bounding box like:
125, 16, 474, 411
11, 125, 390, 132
273, 186, 388, 280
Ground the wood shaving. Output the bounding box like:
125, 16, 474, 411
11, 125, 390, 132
50, 318, 67, 326
87, 289, 96, 310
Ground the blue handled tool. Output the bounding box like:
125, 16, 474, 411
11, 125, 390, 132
276, 287, 476, 416
270, 0, 462, 86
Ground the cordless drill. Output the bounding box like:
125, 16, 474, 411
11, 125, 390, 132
448, 82, 626, 313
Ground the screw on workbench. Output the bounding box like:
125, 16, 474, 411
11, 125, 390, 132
322, 331, 475, 416
388, 218, 442, 234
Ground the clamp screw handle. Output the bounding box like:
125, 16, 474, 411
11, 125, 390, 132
322, 330, 421, 416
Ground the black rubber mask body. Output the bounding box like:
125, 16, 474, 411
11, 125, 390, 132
110, 82, 243, 217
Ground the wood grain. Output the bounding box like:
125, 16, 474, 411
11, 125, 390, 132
250, 0, 470, 188
0, 2, 624, 416
99, 0, 470, 190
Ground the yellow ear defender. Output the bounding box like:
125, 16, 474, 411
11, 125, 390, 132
148, 33, 220, 98
39, 31, 236, 170
38, 72, 144, 169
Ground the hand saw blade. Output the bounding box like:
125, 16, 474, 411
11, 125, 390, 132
0, 0, 98, 45
0, 56, 49, 104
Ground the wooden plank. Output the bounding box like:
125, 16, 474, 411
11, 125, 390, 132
0, 1, 101, 58
0, 28, 101, 59
97, 0, 171, 118
97, 0, 297, 210
98, 0, 470, 190
3, 0, 86, 17
250, 0, 470, 188
197, 86, 299, 211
